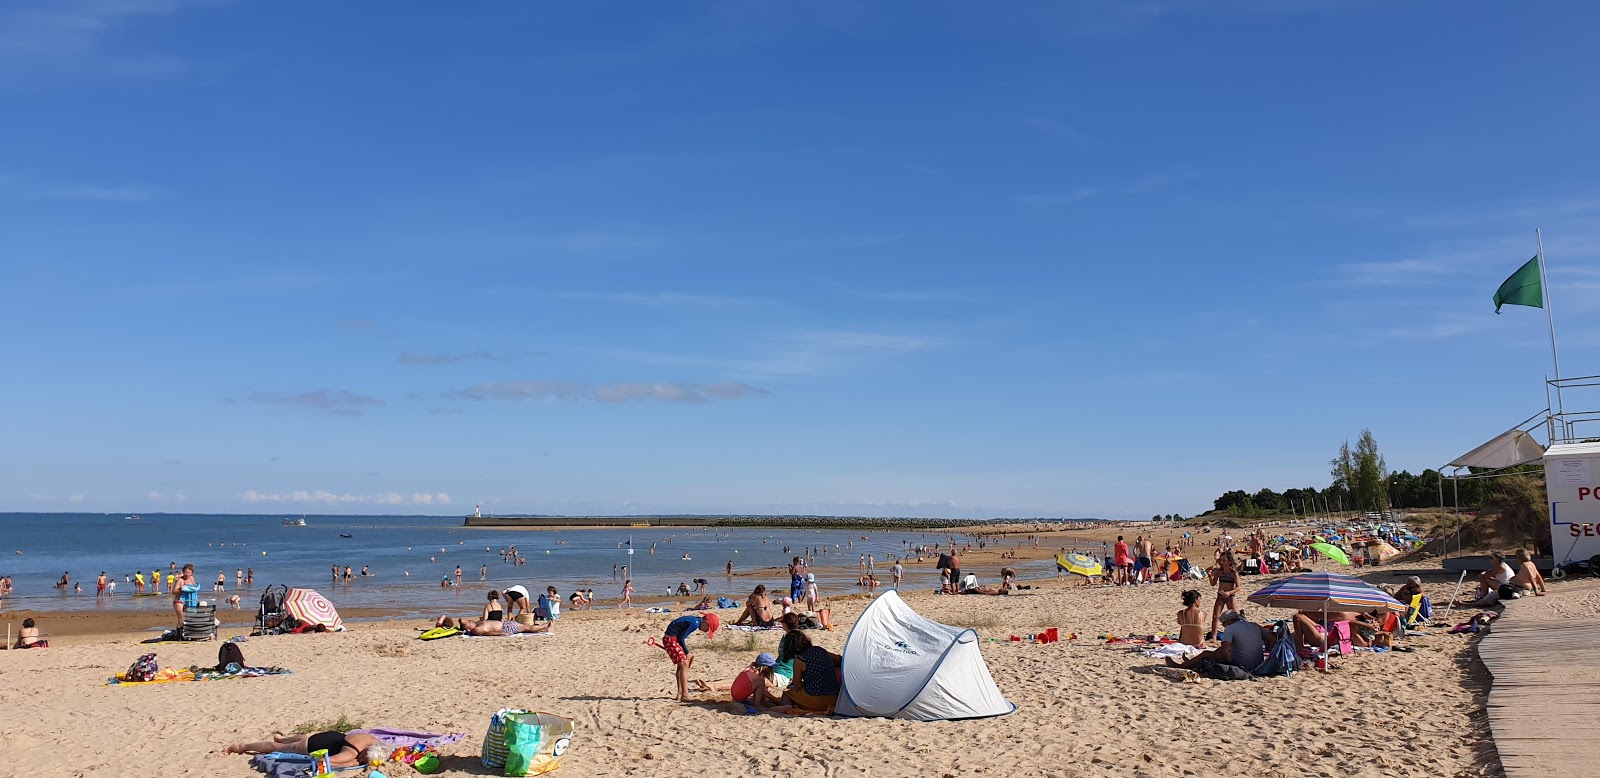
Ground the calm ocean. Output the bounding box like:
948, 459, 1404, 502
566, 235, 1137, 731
0, 513, 1048, 616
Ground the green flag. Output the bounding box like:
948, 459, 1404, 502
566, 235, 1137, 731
1493, 256, 1543, 314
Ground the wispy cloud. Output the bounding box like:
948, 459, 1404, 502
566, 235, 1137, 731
1022, 116, 1091, 143
852, 288, 964, 302
555, 291, 777, 309
1017, 188, 1098, 208
1381, 313, 1498, 341
547, 229, 664, 252
243, 489, 451, 506
0, 0, 214, 88
398, 351, 496, 366
442, 380, 768, 405
32, 183, 162, 201
242, 389, 384, 416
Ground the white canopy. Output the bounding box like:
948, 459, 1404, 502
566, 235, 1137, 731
1448, 428, 1545, 470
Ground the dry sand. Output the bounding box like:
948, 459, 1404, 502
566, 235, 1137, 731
1, 548, 1579, 778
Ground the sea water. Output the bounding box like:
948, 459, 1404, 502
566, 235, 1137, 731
0, 513, 1052, 615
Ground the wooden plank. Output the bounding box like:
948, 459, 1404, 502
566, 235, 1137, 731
1480, 614, 1600, 778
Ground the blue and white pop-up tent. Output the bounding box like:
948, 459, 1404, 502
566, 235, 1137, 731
835, 590, 1016, 721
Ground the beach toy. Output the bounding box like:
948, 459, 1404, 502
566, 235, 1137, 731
412, 753, 442, 774
310, 749, 333, 776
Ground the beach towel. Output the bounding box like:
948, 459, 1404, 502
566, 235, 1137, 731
108, 664, 291, 686
725, 624, 782, 632
418, 627, 462, 640
460, 630, 552, 639
248, 752, 363, 777
348, 728, 466, 750
717, 597, 737, 608
1330, 621, 1353, 656
1141, 644, 1201, 661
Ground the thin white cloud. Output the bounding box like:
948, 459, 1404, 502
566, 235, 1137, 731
445, 380, 768, 405
68, 494, 85, 502
398, 351, 496, 366
1381, 313, 1498, 341
0, 0, 214, 88
1021, 116, 1091, 143
243, 389, 384, 416
32, 184, 161, 202
243, 489, 450, 505
1017, 188, 1098, 208
556, 291, 776, 309
147, 490, 162, 500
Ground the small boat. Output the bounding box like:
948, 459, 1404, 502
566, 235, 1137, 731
282, 516, 307, 527
125, 515, 141, 521
340, 533, 354, 539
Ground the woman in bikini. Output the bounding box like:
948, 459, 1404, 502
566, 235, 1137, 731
1207, 552, 1240, 641
224, 731, 384, 768
463, 590, 519, 636
734, 584, 774, 627
1177, 589, 1205, 647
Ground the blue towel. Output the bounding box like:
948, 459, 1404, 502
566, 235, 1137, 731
249, 752, 363, 777
250, 752, 314, 778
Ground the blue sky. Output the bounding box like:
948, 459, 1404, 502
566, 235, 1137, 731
4, 1, 1600, 519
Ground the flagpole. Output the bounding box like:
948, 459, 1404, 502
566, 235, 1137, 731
1536, 228, 1563, 414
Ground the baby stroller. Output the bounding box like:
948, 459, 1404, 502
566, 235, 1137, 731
254, 584, 290, 635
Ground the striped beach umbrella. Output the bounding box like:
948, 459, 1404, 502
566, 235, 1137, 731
1055, 552, 1102, 578
284, 587, 343, 630
1247, 571, 1405, 614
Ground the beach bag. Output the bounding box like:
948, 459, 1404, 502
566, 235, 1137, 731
1498, 583, 1522, 600
481, 707, 528, 768
127, 653, 159, 682
503, 711, 576, 777
1253, 626, 1297, 677
217, 641, 245, 670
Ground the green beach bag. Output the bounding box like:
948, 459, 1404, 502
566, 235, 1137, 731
481, 707, 528, 769
503, 711, 576, 777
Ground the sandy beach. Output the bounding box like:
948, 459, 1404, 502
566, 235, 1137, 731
0, 542, 1558, 778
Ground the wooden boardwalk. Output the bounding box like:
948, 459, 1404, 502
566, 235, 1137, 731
1478, 614, 1600, 776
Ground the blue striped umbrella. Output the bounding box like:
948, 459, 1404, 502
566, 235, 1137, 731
1247, 572, 1402, 669
1247, 571, 1405, 614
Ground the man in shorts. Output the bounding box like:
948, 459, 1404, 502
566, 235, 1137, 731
657, 613, 720, 701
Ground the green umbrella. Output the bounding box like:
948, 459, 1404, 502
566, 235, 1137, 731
1310, 542, 1350, 565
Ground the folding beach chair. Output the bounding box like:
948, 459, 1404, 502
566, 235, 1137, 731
255, 584, 288, 635
1402, 594, 1430, 629
1328, 621, 1353, 656
182, 602, 218, 641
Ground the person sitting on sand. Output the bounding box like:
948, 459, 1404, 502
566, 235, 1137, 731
463, 590, 521, 636
13, 617, 46, 649
734, 585, 774, 627
1472, 552, 1514, 599
1166, 610, 1269, 672
692, 652, 784, 707
1177, 590, 1205, 647
224, 731, 384, 769
776, 630, 842, 714
1290, 609, 1365, 651
691, 596, 715, 610
1511, 549, 1547, 596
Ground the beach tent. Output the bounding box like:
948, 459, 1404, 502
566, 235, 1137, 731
835, 590, 1015, 721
